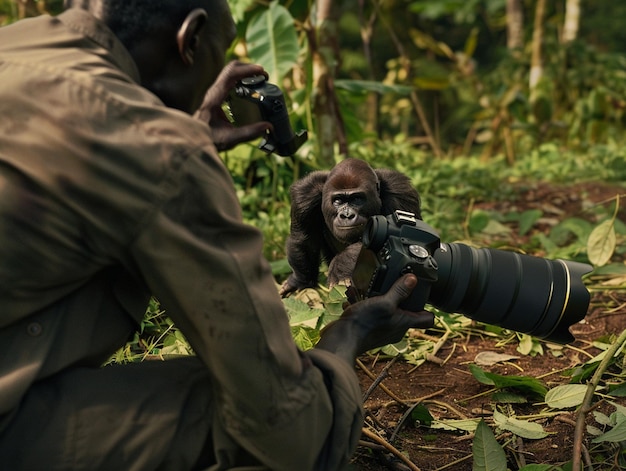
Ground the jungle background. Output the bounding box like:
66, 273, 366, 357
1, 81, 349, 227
2, 1, 626, 470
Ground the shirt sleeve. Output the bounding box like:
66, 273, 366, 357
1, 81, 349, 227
128, 146, 363, 471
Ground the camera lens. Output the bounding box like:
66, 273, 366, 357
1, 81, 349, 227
362, 215, 389, 251
429, 243, 591, 344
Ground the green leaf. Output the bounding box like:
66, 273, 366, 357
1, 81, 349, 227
290, 325, 319, 351
481, 219, 511, 236
472, 419, 507, 471
518, 209, 543, 236
593, 411, 612, 426
608, 400, 626, 417
587, 219, 616, 266
517, 334, 544, 356
229, 0, 257, 23
593, 263, 626, 276
474, 351, 520, 366
283, 297, 324, 325
469, 364, 548, 398
493, 410, 548, 439
591, 413, 626, 443
431, 418, 480, 432
518, 465, 554, 471
491, 391, 528, 404
270, 257, 293, 276
469, 210, 490, 234
545, 384, 588, 409
469, 364, 496, 386
411, 403, 434, 427
380, 339, 409, 357
245, 2, 299, 82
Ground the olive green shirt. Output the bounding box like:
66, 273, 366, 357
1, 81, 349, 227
0, 9, 362, 470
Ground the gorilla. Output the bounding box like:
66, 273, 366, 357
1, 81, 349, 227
280, 158, 421, 296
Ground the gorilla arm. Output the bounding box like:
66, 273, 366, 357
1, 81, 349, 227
279, 170, 329, 296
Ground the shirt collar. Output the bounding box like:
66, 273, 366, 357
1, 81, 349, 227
58, 8, 141, 84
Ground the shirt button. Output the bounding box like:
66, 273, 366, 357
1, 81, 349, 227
27, 322, 43, 337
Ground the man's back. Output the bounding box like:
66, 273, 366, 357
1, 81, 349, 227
0, 9, 218, 419
0, 9, 212, 325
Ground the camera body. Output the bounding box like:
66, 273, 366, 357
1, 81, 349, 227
357, 210, 441, 312
227, 75, 307, 156
353, 209, 592, 344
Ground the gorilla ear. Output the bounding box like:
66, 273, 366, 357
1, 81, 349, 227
176, 8, 209, 66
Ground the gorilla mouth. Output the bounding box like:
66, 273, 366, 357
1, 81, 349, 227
335, 224, 365, 231
335, 224, 365, 244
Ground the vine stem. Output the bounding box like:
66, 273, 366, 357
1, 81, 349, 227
572, 327, 626, 470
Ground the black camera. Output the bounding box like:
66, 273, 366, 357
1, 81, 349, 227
227, 75, 307, 157
351, 210, 592, 344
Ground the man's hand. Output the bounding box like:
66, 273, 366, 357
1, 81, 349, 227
315, 274, 434, 365
195, 60, 272, 151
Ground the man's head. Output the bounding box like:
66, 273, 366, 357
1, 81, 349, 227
64, 0, 236, 113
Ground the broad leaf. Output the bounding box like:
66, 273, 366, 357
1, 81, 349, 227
229, 0, 256, 23
519, 209, 543, 236
493, 410, 548, 439
472, 419, 507, 471
470, 364, 548, 398
591, 413, 626, 443
491, 391, 528, 404
290, 325, 319, 351
410, 404, 434, 427
431, 418, 480, 432
283, 297, 324, 325
474, 351, 520, 366
545, 384, 588, 409
587, 219, 616, 266
245, 2, 299, 82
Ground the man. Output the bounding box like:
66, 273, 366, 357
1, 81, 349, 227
0, 1, 433, 470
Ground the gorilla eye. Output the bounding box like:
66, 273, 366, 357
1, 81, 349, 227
351, 195, 366, 205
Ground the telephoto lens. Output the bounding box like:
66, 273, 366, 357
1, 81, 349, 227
354, 211, 592, 344
430, 244, 591, 344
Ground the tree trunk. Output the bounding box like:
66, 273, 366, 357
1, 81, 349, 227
529, 0, 546, 95
562, 0, 581, 44
358, 0, 379, 135
506, 0, 524, 50
310, 0, 346, 167
18, 0, 39, 18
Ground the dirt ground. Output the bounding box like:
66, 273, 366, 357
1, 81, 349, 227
351, 181, 626, 471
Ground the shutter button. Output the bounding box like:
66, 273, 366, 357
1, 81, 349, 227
27, 322, 42, 337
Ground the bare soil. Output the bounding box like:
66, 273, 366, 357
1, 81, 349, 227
351, 181, 626, 471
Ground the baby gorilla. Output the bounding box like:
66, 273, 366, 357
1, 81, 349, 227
280, 158, 421, 296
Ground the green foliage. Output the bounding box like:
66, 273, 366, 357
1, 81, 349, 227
492, 409, 548, 440
243, 2, 300, 83
469, 364, 548, 399
590, 402, 626, 444
0, 0, 16, 25
472, 419, 508, 471
544, 384, 588, 409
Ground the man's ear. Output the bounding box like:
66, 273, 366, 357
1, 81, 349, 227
176, 8, 209, 66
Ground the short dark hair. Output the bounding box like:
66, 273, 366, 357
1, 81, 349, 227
64, 0, 226, 47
